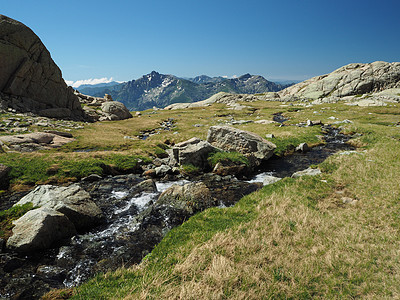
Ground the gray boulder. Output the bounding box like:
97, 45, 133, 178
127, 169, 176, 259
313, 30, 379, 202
158, 182, 213, 215
15, 184, 104, 231
167, 137, 219, 169
263, 175, 282, 186
0, 15, 84, 119
207, 126, 276, 166
6, 207, 76, 252
292, 167, 322, 178
101, 101, 132, 120
0, 163, 11, 189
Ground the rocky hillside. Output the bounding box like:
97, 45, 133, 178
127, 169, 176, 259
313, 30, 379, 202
79, 71, 287, 111
0, 15, 85, 120
279, 61, 400, 100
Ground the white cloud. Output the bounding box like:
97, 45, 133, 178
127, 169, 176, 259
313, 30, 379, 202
65, 77, 118, 88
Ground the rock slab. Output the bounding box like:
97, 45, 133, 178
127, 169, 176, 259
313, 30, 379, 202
279, 61, 400, 100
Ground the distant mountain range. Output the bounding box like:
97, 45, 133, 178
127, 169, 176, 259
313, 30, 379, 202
77, 71, 293, 111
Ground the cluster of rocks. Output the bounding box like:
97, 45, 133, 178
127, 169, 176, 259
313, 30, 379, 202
75, 91, 132, 121
141, 125, 277, 180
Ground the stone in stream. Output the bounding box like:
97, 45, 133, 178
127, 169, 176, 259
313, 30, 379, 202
263, 175, 282, 186
14, 184, 104, 232
158, 182, 213, 215
212, 161, 250, 177
6, 207, 77, 252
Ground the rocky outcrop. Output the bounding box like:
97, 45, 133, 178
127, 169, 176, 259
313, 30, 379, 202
0, 15, 85, 119
167, 137, 219, 169
207, 126, 276, 166
0, 131, 74, 152
279, 61, 400, 100
14, 184, 104, 231
6, 207, 77, 252
100, 101, 132, 121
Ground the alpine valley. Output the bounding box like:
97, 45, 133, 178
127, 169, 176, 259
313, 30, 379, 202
77, 72, 292, 111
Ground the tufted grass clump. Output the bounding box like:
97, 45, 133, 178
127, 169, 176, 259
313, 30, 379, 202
180, 164, 201, 176
207, 151, 249, 167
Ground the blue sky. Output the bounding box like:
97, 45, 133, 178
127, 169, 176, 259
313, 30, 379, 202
2, 0, 400, 85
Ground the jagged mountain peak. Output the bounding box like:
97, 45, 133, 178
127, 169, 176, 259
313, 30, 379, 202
79, 71, 288, 111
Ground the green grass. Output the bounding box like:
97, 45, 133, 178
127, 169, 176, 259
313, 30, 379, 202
207, 151, 249, 167
0, 153, 150, 185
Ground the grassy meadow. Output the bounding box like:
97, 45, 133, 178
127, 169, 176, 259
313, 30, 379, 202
1, 99, 400, 299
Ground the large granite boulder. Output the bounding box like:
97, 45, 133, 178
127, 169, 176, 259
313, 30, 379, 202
6, 207, 77, 252
207, 126, 276, 166
15, 184, 104, 231
101, 101, 132, 120
167, 137, 219, 169
0, 15, 84, 119
279, 61, 400, 100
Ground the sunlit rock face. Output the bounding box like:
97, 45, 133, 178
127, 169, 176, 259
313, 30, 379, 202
0, 15, 84, 119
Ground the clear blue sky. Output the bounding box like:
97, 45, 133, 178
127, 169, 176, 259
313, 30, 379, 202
2, 0, 400, 84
